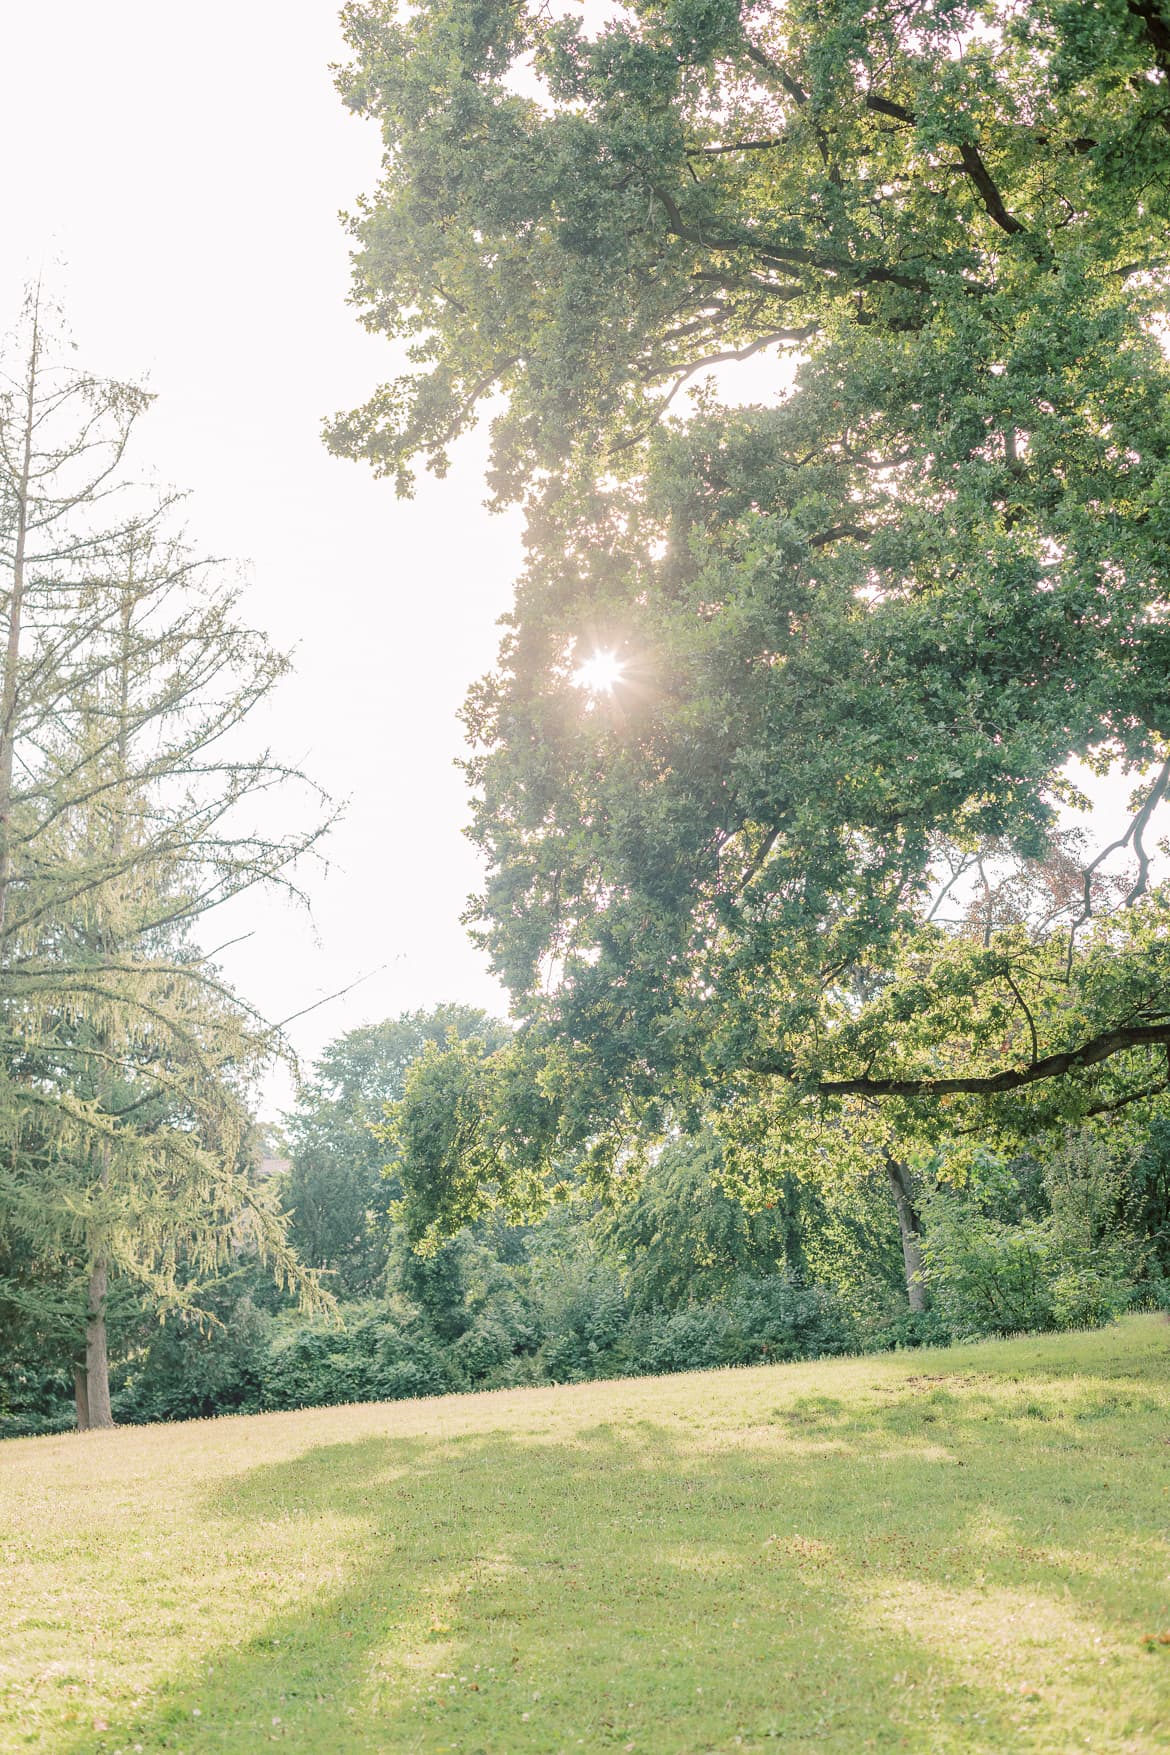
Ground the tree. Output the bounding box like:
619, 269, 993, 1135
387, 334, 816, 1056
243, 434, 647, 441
599, 1128, 808, 1311
330, 0, 1170, 497
0, 292, 332, 1425
335, 0, 1170, 1203
284, 1005, 509, 1293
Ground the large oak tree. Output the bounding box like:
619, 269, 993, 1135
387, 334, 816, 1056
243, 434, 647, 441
334, 0, 1170, 1213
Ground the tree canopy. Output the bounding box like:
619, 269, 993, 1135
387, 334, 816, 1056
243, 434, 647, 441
335, 0, 1170, 1215
330, 0, 1170, 496
284, 1006, 509, 1290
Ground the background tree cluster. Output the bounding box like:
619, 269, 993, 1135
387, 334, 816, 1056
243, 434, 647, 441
6, 1005, 1168, 1438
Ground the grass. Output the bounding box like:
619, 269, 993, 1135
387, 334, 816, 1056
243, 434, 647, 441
2, 1317, 1169, 1755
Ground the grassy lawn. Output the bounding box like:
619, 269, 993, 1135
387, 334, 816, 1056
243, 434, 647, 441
2, 1317, 1169, 1754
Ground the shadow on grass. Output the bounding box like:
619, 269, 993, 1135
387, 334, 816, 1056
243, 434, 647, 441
62, 1357, 1170, 1755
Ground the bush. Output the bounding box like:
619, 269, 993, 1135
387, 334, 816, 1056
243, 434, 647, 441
630, 1303, 741, 1375
923, 1132, 1144, 1339
724, 1274, 858, 1362
0, 1361, 76, 1438
114, 1295, 270, 1425
617, 1275, 862, 1378
924, 1207, 1058, 1338
452, 1312, 522, 1384
260, 1302, 453, 1410
536, 1258, 628, 1383
1049, 1267, 1132, 1330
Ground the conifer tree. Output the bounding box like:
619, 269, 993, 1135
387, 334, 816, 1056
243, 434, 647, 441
0, 291, 332, 1426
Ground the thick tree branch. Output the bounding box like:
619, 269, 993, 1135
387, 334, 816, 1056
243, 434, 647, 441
865, 93, 916, 126
742, 41, 808, 107
956, 143, 1026, 235
1082, 1081, 1169, 1119
749, 1019, 1170, 1096
1128, 0, 1170, 74
863, 92, 1024, 234
652, 185, 943, 294
687, 137, 789, 157
807, 522, 873, 547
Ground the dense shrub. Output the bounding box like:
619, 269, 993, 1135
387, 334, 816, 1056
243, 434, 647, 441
537, 1257, 628, 1383
723, 1275, 858, 1362
114, 1295, 270, 1425
923, 1134, 1142, 1338
923, 1209, 1061, 1337
456, 1286, 540, 1376
260, 1302, 453, 1410
0, 1360, 76, 1438
1131, 1122, 1170, 1281
628, 1302, 741, 1374
615, 1276, 860, 1377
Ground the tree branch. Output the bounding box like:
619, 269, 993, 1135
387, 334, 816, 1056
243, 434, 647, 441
956, 142, 1026, 236
742, 41, 808, 107
749, 1018, 1170, 1097
1128, 0, 1170, 75
1002, 970, 1039, 1066
687, 137, 789, 157
1065, 754, 1170, 975
652, 184, 944, 293
865, 93, 916, 126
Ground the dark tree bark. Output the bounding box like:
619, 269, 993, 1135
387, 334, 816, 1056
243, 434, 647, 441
84, 1260, 113, 1429
884, 1155, 926, 1314
73, 1365, 90, 1431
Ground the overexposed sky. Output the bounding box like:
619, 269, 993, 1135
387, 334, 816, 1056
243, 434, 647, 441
1, 0, 523, 1107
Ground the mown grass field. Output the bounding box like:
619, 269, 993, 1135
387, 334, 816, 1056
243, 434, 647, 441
2, 1316, 1169, 1755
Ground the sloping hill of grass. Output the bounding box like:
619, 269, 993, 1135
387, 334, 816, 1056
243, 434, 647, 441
3, 1316, 1169, 1755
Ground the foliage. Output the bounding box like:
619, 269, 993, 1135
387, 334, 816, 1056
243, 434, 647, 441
624, 1272, 859, 1375
283, 1006, 508, 1294
331, 0, 1170, 498
1129, 1117, 1170, 1283
112, 1286, 273, 1426
26, 1119, 1156, 1435
531, 1232, 629, 1383
600, 1128, 806, 1309
0, 292, 331, 1422
334, 0, 1170, 1205
922, 1130, 1145, 1336
259, 1301, 454, 1410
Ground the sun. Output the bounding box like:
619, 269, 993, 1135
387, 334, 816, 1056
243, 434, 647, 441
572, 649, 624, 694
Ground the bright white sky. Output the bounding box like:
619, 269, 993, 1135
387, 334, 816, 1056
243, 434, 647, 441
0, 0, 524, 1111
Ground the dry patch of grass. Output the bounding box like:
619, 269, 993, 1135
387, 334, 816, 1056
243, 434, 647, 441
3, 1317, 1169, 1753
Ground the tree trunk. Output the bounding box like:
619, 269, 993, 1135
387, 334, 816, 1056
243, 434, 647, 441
84, 1260, 114, 1429
73, 1365, 90, 1431
884, 1155, 927, 1313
